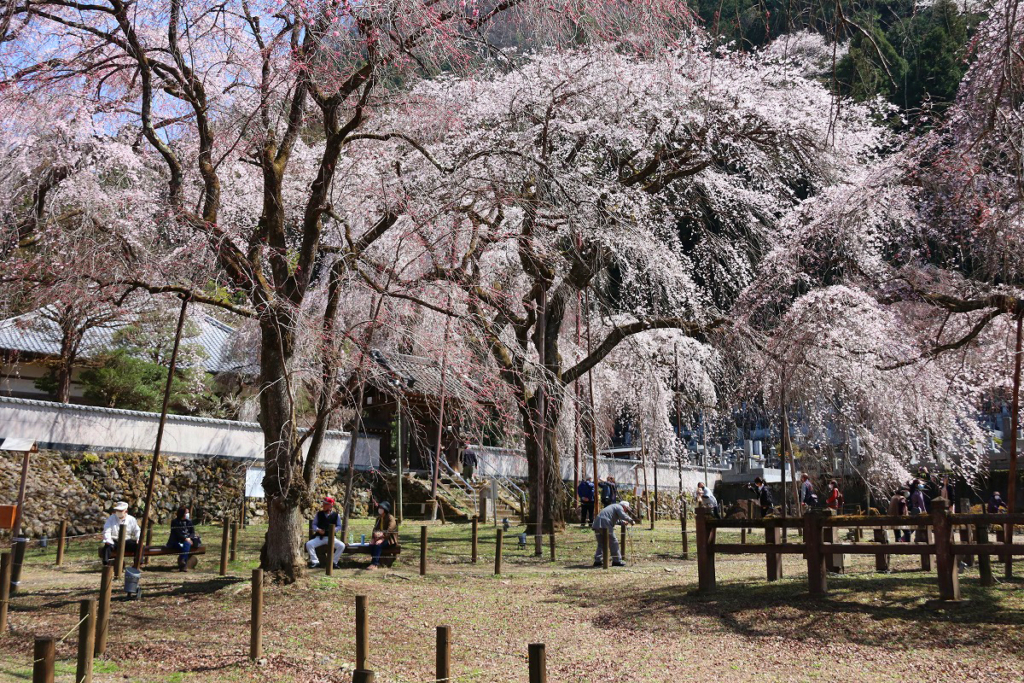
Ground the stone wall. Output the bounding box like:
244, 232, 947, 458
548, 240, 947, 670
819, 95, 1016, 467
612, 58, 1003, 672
1, 450, 380, 539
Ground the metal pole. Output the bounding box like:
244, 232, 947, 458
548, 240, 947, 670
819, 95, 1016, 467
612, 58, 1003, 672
429, 307, 454, 522
1005, 312, 1023, 577
396, 402, 404, 524
585, 288, 599, 521
136, 295, 189, 569
535, 288, 547, 556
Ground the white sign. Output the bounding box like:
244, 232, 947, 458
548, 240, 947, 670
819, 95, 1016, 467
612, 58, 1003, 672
244, 467, 266, 499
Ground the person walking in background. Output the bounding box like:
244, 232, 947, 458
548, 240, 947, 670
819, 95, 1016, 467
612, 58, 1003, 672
825, 480, 843, 512
461, 444, 478, 482
577, 476, 596, 527
752, 477, 773, 517
800, 474, 817, 511
909, 480, 929, 544
101, 501, 141, 566
696, 482, 719, 518
888, 490, 911, 542
592, 501, 634, 567
988, 491, 1008, 513
599, 476, 619, 507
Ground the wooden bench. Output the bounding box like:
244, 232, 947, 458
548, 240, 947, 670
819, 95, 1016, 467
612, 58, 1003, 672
98, 544, 206, 569
312, 540, 402, 568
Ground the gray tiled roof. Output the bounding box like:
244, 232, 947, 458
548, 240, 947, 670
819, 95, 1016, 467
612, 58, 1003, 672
369, 349, 485, 404
0, 306, 242, 374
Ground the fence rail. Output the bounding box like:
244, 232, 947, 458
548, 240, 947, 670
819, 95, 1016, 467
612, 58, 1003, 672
695, 499, 1024, 600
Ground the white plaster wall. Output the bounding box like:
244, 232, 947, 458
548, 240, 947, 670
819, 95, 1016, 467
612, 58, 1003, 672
0, 396, 379, 470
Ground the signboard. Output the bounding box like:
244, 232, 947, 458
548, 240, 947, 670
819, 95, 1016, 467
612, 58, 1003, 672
244, 467, 265, 499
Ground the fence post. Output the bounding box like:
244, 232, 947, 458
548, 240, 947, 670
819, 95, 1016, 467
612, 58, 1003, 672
695, 507, 715, 593
219, 519, 230, 576
325, 524, 336, 577
55, 521, 67, 567
76, 598, 97, 683
420, 526, 428, 576
931, 498, 960, 601
805, 510, 827, 596
765, 520, 782, 581
33, 635, 55, 683
619, 523, 626, 561
494, 529, 504, 575
230, 521, 239, 562
145, 522, 153, 548
528, 643, 547, 683
549, 531, 556, 562
681, 501, 689, 560
250, 568, 263, 660
355, 595, 369, 669
436, 625, 451, 683
352, 670, 375, 683
977, 523, 993, 587
958, 498, 974, 567
649, 500, 655, 531
95, 565, 113, 656
114, 524, 127, 579
1004, 521, 1013, 579
478, 490, 488, 524
471, 516, 479, 564
0, 552, 10, 633
601, 528, 610, 570
873, 528, 890, 572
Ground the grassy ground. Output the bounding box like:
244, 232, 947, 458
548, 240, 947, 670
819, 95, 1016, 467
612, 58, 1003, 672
0, 518, 1022, 682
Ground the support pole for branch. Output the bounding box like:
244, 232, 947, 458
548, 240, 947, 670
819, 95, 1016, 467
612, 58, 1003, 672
230, 521, 239, 562
1005, 311, 1022, 577
429, 305, 454, 522
471, 516, 478, 563
419, 526, 428, 576
219, 520, 229, 576
136, 295, 188, 570
494, 529, 503, 575
0, 552, 10, 632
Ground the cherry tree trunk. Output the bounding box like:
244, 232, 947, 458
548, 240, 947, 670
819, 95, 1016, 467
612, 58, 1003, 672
523, 390, 566, 531
256, 315, 306, 581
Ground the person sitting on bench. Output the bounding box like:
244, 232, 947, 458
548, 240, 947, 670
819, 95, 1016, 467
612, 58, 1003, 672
368, 501, 398, 570
101, 501, 140, 566
306, 496, 345, 569
167, 505, 199, 572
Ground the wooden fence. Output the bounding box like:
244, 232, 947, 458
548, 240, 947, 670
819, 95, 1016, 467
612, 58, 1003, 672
695, 498, 1024, 601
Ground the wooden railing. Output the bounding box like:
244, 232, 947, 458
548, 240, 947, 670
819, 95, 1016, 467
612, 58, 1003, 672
695, 498, 1024, 601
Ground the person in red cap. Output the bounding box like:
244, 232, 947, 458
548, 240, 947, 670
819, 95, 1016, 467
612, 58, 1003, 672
305, 496, 345, 569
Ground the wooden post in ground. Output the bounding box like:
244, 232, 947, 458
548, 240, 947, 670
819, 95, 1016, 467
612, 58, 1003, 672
920, 526, 933, 572
873, 528, 890, 572
419, 526, 428, 576
436, 625, 451, 683
528, 643, 547, 683
549, 531, 556, 561
478, 490, 488, 525
95, 566, 113, 656
353, 670, 375, 683
220, 519, 230, 575
0, 552, 10, 633
695, 507, 715, 593
805, 510, 828, 596
114, 525, 127, 579
471, 516, 478, 564
931, 498, 960, 601
977, 523, 994, 587
355, 595, 369, 669
681, 501, 689, 560
765, 520, 782, 581
959, 498, 974, 567
145, 522, 153, 548
601, 528, 610, 570
619, 523, 626, 561
76, 598, 97, 683
494, 529, 504, 575
1005, 521, 1014, 579
33, 635, 55, 683
250, 569, 263, 660
325, 524, 336, 577
230, 521, 239, 562
55, 521, 67, 567
649, 500, 655, 531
